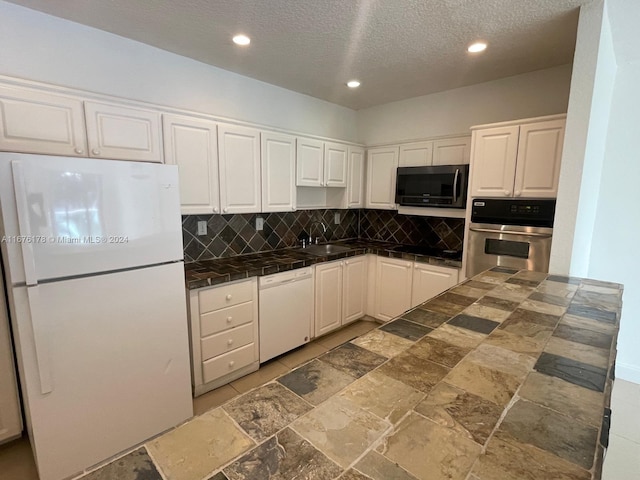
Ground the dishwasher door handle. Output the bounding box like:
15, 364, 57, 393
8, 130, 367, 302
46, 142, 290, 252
469, 227, 552, 238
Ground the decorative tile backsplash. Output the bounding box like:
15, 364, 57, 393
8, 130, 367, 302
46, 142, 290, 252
359, 210, 464, 251
182, 210, 359, 262
182, 209, 465, 262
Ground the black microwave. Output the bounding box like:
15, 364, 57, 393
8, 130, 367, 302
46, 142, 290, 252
395, 164, 469, 208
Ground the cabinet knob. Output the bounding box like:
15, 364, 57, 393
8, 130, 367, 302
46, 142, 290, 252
504, 190, 511, 196
227, 339, 234, 346
223, 208, 229, 213
515, 190, 521, 197
213, 207, 218, 213
226, 316, 233, 323
226, 294, 232, 301
345, 261, 349, 265
407, 263, 412, 267
74, 148, 84, 155
229, 361, 235, 368
91, 148, 100, 156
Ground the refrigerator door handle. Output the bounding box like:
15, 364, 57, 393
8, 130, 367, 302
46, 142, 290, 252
26, 286, 54, 394
11, 161, 38, 286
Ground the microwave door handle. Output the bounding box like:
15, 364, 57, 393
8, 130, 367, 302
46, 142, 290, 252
452, 168, 460, 203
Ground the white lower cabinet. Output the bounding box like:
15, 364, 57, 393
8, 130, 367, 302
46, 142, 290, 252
188, 278, 259, 396
411, 263, 459, 308
374, 257, 461, 320
314, 256, 367, 337
374, 257, 413, 322
342, 256, 367, 325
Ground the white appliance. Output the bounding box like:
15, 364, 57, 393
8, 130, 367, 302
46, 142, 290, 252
0, 266, 22, 444
0, 153, 193, 480
259, 268, 313, 362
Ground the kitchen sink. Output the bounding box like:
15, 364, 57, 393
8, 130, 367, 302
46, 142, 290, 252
297, 244, 352, 256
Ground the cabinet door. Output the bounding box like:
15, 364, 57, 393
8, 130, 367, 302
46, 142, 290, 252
469, 126, 519, 198
399, 141, 433, 167
324, 142, 348, 187
410, 264, 459, 308
0, 84, 87, 156
296, 137, 324, 187
366, 146, 399, 210
432, 136, 471, 165
218, 124, 261, 214
345, 147, 365, 208
513, 119, 565, 198
342, 256, 367, 325
0, 287, 22, 443
84, 101, 163, 162
163, 114, 219, 215
315, 261, 344, 337
374, 257, 413, 321
261, 132, 296, 212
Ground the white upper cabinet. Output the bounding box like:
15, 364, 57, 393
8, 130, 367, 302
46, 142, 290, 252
470, 125, 520, 197
296, 137, 324, 187
84, 101, 163, 162
296, 138, 347, 188
0, 84, 87, 156
470, 116, 566, 198
163, 114, 219, 215
345, 146, 365, 208
218, 124, 261, 214
323, 142, 348, 187
513, 119, 565, 198
261, 131, 296, 212
399, 141, 433, 167
366, 146, 399, 210
432, 136, 471, 165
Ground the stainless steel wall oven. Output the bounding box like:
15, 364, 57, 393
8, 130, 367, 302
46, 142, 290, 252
467, 198, 556, 277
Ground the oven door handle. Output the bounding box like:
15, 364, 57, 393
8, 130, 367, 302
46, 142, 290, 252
452, 168, 459, 204
469, 227, 552, 238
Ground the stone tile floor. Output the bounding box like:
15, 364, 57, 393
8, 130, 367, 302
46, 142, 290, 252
0, 274, 637, 480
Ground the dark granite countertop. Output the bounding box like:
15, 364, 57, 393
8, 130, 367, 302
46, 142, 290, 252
185, 239, 463, 289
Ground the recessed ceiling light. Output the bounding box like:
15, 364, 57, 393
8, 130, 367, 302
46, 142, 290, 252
346, 80, 361, 88
233, 34, 251, 46
468, 42, 487, 53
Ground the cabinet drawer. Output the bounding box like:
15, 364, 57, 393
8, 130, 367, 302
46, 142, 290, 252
198, 280, 254, 313
202, 343, 256, 384
201, 323, 254, 362
200, 301, 254, 337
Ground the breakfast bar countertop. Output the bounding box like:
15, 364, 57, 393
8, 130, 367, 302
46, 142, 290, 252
81, 267, 622, 480
184, 239, 463, 290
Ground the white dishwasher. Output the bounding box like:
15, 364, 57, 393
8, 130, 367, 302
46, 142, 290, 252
259, 267, 313, 362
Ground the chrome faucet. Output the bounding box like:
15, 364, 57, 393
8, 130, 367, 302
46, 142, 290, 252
309, 221, 327, 244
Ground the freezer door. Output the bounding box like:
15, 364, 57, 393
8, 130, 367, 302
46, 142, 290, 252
9, 262, 192, 480
0, 154, 182, 284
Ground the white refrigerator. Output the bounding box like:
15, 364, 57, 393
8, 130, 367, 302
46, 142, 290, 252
0, 153, 193, 480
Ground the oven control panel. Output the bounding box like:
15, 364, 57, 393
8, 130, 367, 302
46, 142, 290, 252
471, 198, 556, 227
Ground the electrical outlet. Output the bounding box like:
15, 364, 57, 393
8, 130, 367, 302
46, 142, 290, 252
197, 221, 207, 236
256, 217, 264, 231
334, 212, 341, 224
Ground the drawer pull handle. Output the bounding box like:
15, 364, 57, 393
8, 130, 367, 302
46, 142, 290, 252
227, 316, 233, 323
227, 339, 233, 346
229, 360, 235, 368
226, 294, 232, 301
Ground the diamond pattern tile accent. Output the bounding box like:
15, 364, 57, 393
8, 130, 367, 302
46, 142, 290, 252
182, 209, 464, 262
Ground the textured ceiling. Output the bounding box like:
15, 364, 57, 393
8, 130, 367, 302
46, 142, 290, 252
6, 0, 588, 110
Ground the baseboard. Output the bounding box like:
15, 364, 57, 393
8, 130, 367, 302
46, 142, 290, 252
614, 362, 640, 384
